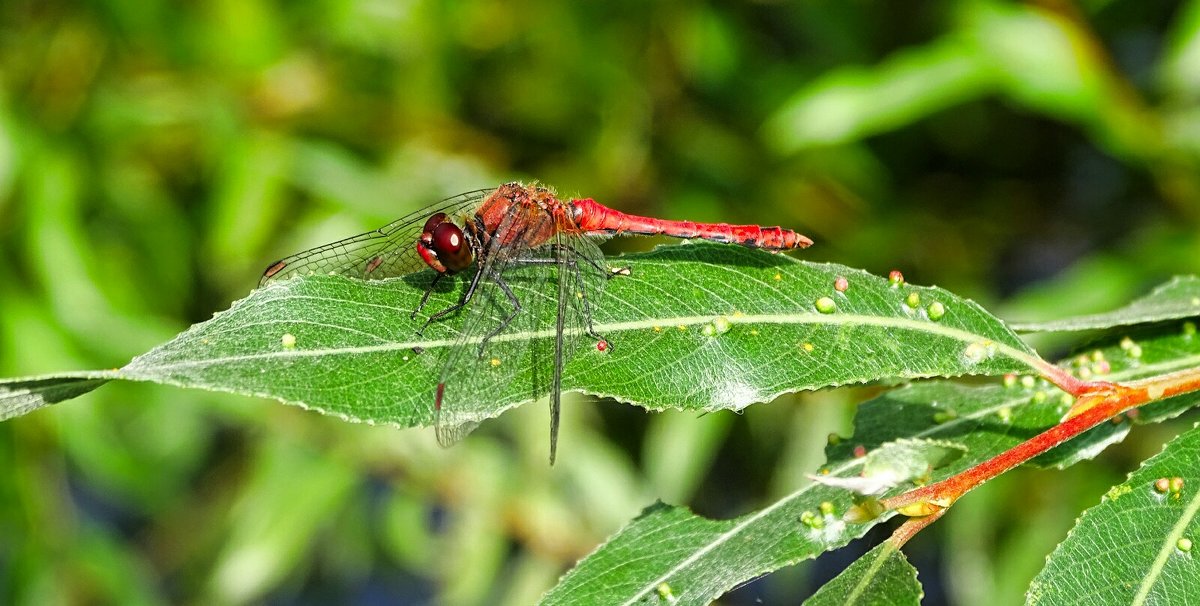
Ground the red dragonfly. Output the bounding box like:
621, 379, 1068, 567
261, 182, 811, 462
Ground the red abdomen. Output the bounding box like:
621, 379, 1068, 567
569, 198, 812, 250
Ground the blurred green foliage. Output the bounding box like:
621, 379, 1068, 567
1, 0, 1198, 604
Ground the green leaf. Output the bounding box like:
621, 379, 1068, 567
545, 321, 1200, 604
803, 541, 922, 606
1026, 423, 1200, 605
539, 497, 878, 606
0, 374, 114, 421
1108, 325, 1200, 427
1010, 276, 1200, 333
0, 244, 1038, 428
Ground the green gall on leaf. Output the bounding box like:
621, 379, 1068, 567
927, 301, 946, 321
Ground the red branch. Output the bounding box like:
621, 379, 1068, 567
881, 366, 1200, 517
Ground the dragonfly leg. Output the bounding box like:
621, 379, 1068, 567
574, 249, 627, 280
531, 244, 623, 277
419, 265, 485, 335
410, 272, 445, 319
477, 270, 522, 357
570, 257, 609, 347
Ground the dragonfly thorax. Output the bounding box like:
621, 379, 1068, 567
417, 212, 474, 274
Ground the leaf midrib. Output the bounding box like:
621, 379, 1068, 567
127, 312, 1040, 373
844, 543, 900, 604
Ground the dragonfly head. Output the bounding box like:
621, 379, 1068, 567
417, 212, 474, 274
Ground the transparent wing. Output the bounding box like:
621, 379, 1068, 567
259, 188, 495, 286
432, 213, 610, 458
542, 228, 609, 462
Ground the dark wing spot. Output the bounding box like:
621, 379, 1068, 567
263, 260, 288, 279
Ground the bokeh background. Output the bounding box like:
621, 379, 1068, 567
2, 1, 1199, 604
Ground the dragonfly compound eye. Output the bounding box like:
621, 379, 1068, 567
431, 222, 473, 272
